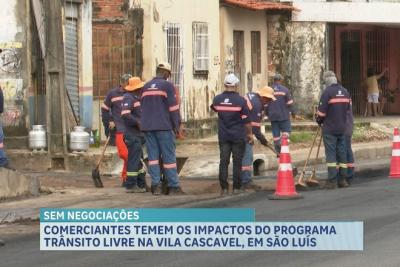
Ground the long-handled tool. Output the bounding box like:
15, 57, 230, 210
295, 127, 320, 190
306, 129, 322, 187
91, 136, 111, 188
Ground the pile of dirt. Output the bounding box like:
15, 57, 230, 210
352, 126, 391, 143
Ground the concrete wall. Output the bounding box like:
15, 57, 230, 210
267, 13, 326, 115
220, 6, 268, 94
141, 0, 221, 121
78, 0, 94, 130
0, 0, 30, 142
292, 1, 400, 24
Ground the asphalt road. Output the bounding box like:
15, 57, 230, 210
1, 175, 400, 267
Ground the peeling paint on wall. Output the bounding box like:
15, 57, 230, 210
268, 15, 325, 115
0, 78, 24, 126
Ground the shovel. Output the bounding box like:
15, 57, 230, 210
295, 127, 320, 190
91, 136, 110, 188
306, 131, 322, 187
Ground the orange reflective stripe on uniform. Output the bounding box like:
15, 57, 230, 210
244, 96, 253, 110
251, 122, 261, 127
121, 110, 131, 115
142, 91, 167, 98
111, 96, 123, 102
274, 92, 286, 96
328, 98, 351, 104
169, 104, 179, 112
241, 165, 252, 171
149, 160, 159, 166
134, 102, 141, 108
163, 163, 177, 169
213, 106, 242, 112
101, 103, 110, 110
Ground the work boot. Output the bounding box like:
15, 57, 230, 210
152, 184, 162, 195
233, 188, 245, 195
220, 188, 228, 197
242, 181, 262, 191
168, 187, 185, 196
323, 180, 337, 190
126, 185, 146, 193
338, 178, 350, 188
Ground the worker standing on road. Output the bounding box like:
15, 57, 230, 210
266, 74, 294, 157
241, 86, 276, 190
121, 77, 147, 193
316, 71, 351, 189
101, 74, 132, 185
140, 62, 183, 196
211, 73, 252, 196
0, 84, 10, 169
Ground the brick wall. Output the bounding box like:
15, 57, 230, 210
92, 0, 128, 20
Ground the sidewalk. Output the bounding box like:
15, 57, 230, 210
179, 140, 392, 178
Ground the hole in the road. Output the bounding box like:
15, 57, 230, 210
253, 159, 265, 176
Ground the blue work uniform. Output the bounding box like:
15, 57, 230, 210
265, 83, 293, 154
316, 83, 351, 182
101, 86, 128, 180
140, 77, 181, 189
211, 91, 251, 190
0, 87, 9, 167
121, 92, 146, 189
344, 107, 355, 182
101, 86, 126, 133
241, 92, 268, 184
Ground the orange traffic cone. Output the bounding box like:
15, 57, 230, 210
269, 136, 303, 200
389, 127, 400, 178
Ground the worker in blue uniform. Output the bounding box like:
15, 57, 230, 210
211, 73, 252, 196
241, 86, 276, 190
140, 62, 183, 195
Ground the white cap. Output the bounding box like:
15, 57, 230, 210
224, 73, 240, 87
157, 62, 172, 73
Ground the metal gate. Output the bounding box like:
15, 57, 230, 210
92, 26, 137, 98
366, 30, 389, 113
165, 22, 186, 121
340, 31, 362, 115
64, 3, 80, 123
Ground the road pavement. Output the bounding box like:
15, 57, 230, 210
1, 175, 400, 267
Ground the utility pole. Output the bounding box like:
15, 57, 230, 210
44, 0, 68, 168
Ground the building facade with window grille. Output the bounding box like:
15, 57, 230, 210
141, 0, 221, 125
268, 0, 400, 116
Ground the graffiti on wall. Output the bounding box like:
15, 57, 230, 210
0, 42, 22, 74
0, 79, 24, 127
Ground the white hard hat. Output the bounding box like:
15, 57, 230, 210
224, 73, 240, 87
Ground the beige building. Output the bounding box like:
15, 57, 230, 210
219, 2, 268, 95
141, 0, 221, 122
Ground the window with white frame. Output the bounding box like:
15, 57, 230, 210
193, 22, 209, 74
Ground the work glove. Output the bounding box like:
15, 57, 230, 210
315, 116, 324, 126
